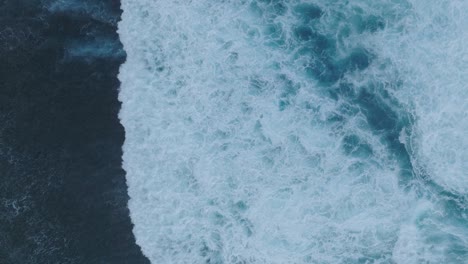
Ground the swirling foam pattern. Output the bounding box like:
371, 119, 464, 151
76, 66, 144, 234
118, 0, 468, 263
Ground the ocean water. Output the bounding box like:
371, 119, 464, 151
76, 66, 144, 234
118, 0, 468, 263
1, 0, 148, 263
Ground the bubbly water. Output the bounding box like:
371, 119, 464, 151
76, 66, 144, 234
118, 1, 468, 263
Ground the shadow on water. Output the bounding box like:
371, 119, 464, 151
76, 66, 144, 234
0, 0, 150, 263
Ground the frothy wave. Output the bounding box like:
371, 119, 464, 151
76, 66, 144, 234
118, 0, 468, 263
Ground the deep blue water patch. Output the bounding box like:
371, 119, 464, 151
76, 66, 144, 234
293, 3, 323, 23
0, 0, 149, 263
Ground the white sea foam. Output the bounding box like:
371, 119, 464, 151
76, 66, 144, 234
118, 0, 467, 263
368, 0, 468, 195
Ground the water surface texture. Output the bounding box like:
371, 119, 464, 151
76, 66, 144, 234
0, 0, 149, 263
118, 0, 468, 263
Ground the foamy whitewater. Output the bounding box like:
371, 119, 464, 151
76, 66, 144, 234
118, 0, 467, 263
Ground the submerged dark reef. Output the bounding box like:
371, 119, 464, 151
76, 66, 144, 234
0, 0, 149, 263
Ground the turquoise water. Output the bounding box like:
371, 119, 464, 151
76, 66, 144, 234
118, 0, 468, 263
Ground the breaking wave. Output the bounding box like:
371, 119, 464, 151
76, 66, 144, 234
118, 1, 468, 263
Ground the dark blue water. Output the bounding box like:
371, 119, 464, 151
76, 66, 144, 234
0, 0, 149, 263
